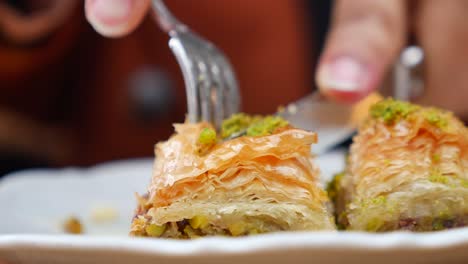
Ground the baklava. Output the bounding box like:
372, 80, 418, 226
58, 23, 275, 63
334, 99, 468, 231
131, 114, 336, 238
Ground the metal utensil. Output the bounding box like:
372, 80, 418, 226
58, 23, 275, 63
151, 0, 240, 129
279, 92, 381, 154
393, 45, 425, 101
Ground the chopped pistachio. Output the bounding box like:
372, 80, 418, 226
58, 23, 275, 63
221, 113, 253, 139
145, 224, 166, 237
424, 109, 448, 129
197, 127, 218, 155
432, 153, 441, 163
366, 218, 385, 232
246, 116, 288, 137
326, 172, 345, 203
373, 196, 386, 204
189, 215, 209, 229
429, 169, 448, 184
361, 195, 387, 209
370, 98, 419, 124
183, 226, 200, 238
198, 127, 217, 145
228, 222, 246, 236
221, 113, 289, 139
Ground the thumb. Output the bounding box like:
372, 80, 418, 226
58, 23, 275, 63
316, 0, 407, 103
85, 0, 150, 37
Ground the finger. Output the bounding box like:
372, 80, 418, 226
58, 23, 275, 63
85, 0, 150, 37
316, 0, 407, 103
413, 0, 468, 119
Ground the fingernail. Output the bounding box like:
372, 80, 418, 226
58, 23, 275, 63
317, 56, 368, 92
92, 0, 132, 25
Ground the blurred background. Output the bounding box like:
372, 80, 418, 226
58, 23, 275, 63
0, 0, 333, 175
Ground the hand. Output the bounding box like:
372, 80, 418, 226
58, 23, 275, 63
85, 0, 150, 37
316, 0, 468, 119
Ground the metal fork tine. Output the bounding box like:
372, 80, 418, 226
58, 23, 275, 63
214, 53, 240, 116
153, 0, 241, 127
208, 57, 225, 130
196, 55, 213, 124
168, 37, 200, 122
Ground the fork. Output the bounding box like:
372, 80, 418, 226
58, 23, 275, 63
151, 0, 241, 129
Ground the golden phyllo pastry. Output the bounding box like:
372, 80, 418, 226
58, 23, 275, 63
131, 114, 336, 238
334, 99, 468, 231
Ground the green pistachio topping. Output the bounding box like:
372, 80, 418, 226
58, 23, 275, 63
370, 98, 419, 124
424, 109, 448, 129
198, 127, 217, 145
221, 113, 288, 139
370, 98, 451, 130
221, 113, 254, 139
246, 116, 289, 137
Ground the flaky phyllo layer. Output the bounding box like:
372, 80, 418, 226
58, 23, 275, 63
334, 99, 468, 231
131, 116, 335, 238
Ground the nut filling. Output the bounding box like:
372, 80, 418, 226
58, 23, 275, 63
132, 214, 286, 238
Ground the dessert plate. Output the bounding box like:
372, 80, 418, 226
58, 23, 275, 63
0, 151, 467, 264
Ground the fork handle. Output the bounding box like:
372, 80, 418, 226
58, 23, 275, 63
393, 45, 424, 101
151, 0, 187, 34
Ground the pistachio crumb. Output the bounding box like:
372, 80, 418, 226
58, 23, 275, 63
366, 218, 385, 232
189, 215, 209, 229
424, 109, 448, 129
370, 98, 419, 124
221, 113, 253, 139
429, 169, 449, 184
228, 222, 246, 236
145, 224, 166, 237
198, 127, 217, 145
361, 195, 387, 209
370, 196, 386, 205
246, 116, 288, 137
221, 113, 289, 139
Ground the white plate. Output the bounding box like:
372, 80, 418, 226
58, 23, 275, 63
0, 151, 467, 264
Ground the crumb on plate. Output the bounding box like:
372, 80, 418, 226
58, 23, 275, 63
63, 216, 83, 234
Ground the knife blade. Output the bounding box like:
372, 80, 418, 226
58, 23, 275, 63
279, 92, 382, 155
